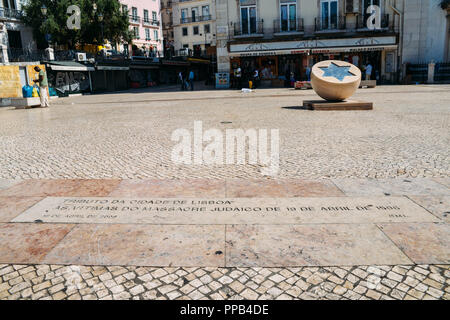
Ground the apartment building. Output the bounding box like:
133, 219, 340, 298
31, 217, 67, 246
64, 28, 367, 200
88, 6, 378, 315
0, 0, 36, 62
161, 0, 175, 57
171, 0, 216, 57
216, 0, 402, 84
120, 0, 163, 56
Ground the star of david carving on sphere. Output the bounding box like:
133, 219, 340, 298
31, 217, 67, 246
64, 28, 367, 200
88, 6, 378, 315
319, 62, 356, 82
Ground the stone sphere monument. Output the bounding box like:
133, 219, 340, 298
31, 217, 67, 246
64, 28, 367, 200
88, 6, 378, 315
304, 60, 372, 110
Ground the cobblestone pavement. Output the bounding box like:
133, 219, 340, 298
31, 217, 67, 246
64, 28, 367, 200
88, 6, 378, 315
0, 85, 448, 179
1, 264, 448, 300
1, 85, 449, 301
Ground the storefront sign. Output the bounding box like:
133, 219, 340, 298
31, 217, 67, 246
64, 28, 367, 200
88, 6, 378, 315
229, 49, 309, 57
311, 45, 398, 53
229, 36, 397, 55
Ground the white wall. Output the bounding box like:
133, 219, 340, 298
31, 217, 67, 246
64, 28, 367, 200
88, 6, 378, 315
402, 0, 448, 63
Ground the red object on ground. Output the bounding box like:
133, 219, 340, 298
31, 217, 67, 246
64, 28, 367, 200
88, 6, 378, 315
130, 82, 140, 89
295, 81, 312, 89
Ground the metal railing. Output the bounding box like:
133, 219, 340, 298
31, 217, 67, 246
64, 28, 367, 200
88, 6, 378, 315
180, 15, 212, 24
175, 48, 210, 58
54, 50, 95, 61
356, 14, 391, 30
435, 62, 450, 82
406, 63, 428, 84
315, 16, 346, 31
273, 18, 304, 33
129, 15, 140, 24
0, 8, 23, 20
7, 48, 46, 62
143, 19, 160, 27
233, 20, 264, 37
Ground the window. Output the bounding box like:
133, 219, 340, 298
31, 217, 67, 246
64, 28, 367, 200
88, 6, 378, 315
193, 26, 199, 35
133, 26, 139, 39
320, 0, 338, 29
154, 30, 159, 41
122, 5, 128, 14
202, 5, 210, 19
204, 24, 210, 34
145, 28, 151, 40
144, 10, 149, 22
182, 27, 188, 36
240, 5, 257, 34
280, 1, 297, 32
132, 7, 138, 19
181, 8, 188, 23
363, 0, 380, 26
3, 0, 17, 9
152, 11, 157, 22
192, 7, 198, 22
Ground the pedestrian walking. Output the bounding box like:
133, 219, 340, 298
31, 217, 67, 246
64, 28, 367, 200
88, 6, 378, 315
235, 67, 242, 89
179, 71, 185, 90
306, 66, 311, 81
188, 70, 195, 91
32, 66, 50, 108
365, 62, 373, 80
253, 69, 259, 88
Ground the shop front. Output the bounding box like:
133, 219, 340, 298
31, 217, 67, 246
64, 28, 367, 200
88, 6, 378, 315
310, 45, 398, 83
228, 36, 398, 86
229, 49, 309, 88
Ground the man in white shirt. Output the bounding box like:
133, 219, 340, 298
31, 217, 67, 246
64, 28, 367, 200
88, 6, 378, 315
235, 67, 242, 89
179, 71, 184, 90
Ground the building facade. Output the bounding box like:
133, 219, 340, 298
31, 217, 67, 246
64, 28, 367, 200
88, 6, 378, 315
216, 0, 402, 84
401, 0, 449, 64
0, 0, 36, 63
161, 0, 175, 57
171, 0, 217, 57
120, 0, 163, 56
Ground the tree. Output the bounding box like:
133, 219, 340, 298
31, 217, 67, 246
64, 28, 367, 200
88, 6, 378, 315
21, 0, 132, 49
441, 0, 450, 10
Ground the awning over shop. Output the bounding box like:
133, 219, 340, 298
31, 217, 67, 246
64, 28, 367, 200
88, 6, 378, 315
96, 65, 129, 71
161, 60, 190, 66
46, 61, 95, 72
129, 64, 159, 69
187, 57, 211, 64
229, 49, 309, 57
229, 36, 398, 57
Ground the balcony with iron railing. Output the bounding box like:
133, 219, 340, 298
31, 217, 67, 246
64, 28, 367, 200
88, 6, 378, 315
232, 20, 264, 38
175, 48, 212, 59
143, 19, 160, 27
0, 7, 23, 20
7, 48, 45, 63
273, 18, 304, 34
129, 15, 140, 25
315, 16, 347, 32
180, 15, 212, 24
355, 14, 393, 32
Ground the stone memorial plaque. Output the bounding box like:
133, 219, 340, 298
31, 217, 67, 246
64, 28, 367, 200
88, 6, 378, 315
12, 196, 439, 225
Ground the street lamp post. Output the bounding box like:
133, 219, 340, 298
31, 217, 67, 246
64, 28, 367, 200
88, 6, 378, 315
98, 13, 104, 45
41, 5, 51, 47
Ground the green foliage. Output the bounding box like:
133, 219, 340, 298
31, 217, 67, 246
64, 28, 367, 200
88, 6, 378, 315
21, 0, 132, 49
441, 0, 450, 10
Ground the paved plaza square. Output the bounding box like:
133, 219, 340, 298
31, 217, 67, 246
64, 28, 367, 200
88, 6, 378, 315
0, 85, 449, 300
